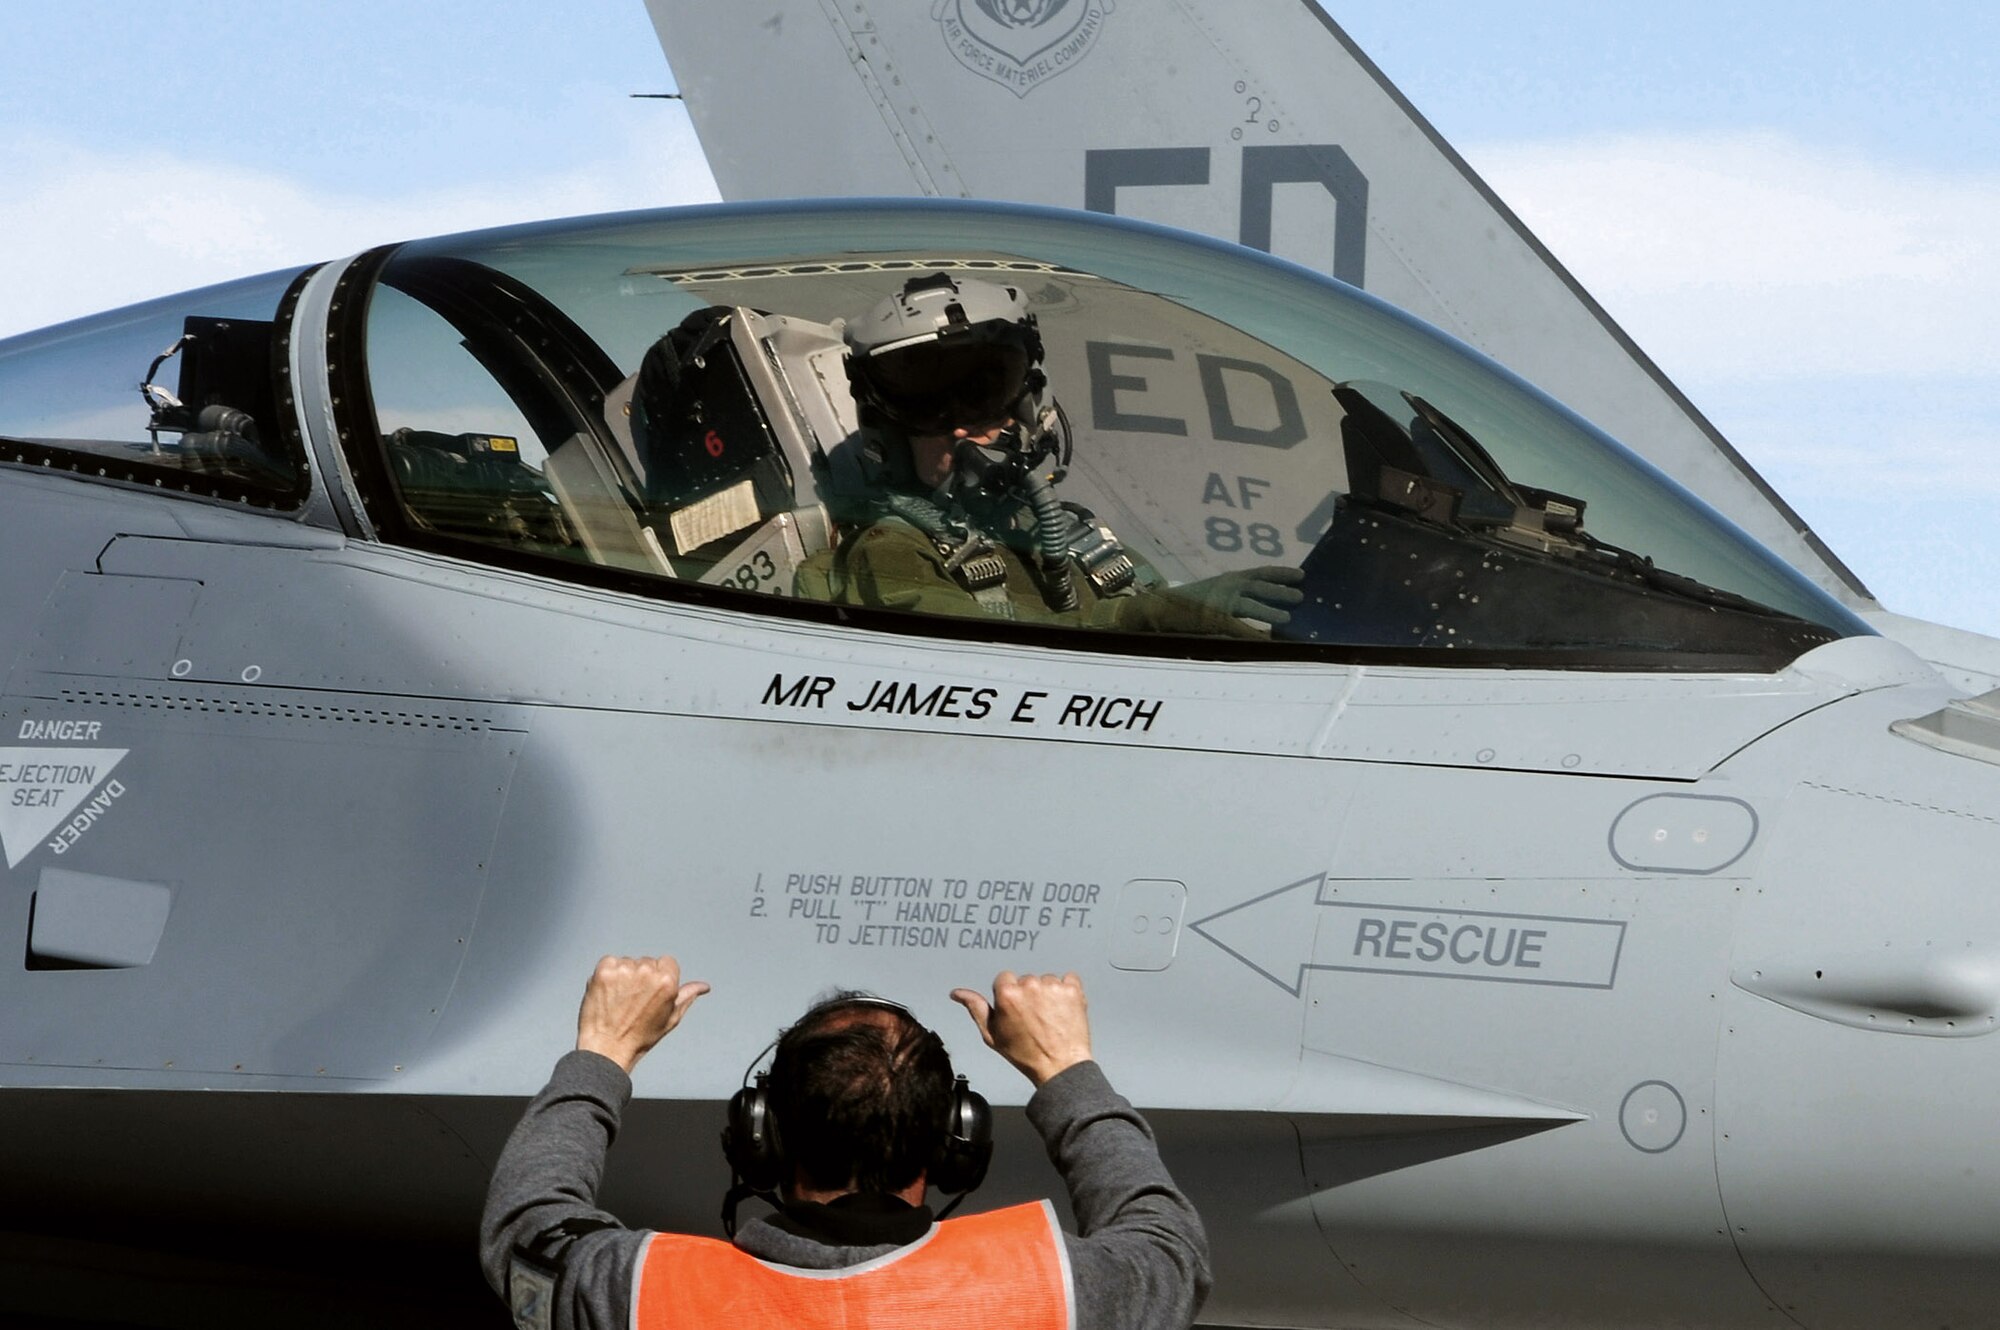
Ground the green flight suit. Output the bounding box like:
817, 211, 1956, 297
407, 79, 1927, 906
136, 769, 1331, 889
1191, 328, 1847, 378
816, 515, 1260, 639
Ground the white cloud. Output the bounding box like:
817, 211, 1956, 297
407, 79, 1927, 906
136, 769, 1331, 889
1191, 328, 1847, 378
1693, 385, 2000, 628
0, 123, 720, 340
1758, 426, 2000, 501
1467, 130, 2000, 381
1684, 374, 2000, 496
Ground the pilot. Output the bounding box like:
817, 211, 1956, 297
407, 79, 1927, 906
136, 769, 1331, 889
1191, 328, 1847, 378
480, 957, 1211, 1330
820, 272, 1302, 633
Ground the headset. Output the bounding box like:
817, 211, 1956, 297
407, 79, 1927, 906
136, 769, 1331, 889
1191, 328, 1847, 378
719, 995, 992, 1234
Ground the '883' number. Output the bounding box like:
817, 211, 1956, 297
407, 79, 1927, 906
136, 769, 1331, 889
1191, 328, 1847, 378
730, 549, 782, 593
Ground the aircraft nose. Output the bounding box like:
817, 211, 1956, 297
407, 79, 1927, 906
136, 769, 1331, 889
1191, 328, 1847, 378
1710, 678, 2000, 1327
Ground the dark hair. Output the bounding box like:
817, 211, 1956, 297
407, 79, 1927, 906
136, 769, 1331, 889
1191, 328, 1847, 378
765, 992, 956, 1195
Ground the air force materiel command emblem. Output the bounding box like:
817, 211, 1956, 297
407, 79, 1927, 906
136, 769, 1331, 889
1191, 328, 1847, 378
933, 0, 1114, 98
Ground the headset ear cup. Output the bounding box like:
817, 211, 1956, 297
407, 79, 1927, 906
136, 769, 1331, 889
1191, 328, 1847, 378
723, 1075, 784, 1193
930, 1078, 994, 1196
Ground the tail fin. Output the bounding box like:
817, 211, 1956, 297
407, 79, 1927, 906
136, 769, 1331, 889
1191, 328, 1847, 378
643, 0, 1868, 607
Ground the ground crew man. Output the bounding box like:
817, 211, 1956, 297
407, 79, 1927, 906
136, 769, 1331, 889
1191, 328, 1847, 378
479, 957, 1211, 1330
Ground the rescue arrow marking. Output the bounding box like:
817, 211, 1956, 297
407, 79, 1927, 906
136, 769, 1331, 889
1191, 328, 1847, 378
1189, 873, 1628, 995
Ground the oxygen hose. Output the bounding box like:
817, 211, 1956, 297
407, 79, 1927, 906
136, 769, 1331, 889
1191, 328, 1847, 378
1022, 469, 1080, 611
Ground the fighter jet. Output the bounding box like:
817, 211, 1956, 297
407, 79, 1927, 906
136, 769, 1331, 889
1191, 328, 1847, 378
0, 192, 1995, 1328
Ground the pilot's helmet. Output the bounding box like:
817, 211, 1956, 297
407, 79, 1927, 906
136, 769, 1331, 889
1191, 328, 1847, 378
843, 273, 1045, 436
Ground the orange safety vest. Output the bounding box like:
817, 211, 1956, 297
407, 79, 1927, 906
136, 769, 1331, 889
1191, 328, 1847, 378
633, 1200, 1075, 1330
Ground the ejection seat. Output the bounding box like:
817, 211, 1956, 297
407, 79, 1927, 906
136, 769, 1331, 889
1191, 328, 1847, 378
592, 305, 861, 597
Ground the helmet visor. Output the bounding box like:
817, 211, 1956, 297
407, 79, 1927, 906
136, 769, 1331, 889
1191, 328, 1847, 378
862, 337, 1031, 434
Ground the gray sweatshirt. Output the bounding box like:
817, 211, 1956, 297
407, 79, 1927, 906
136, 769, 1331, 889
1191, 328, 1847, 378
480, 1050, 1211, 1330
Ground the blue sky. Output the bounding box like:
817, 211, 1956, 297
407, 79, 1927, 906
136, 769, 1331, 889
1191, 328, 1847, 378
3, 2, 1995, 637
1338, 2, 1998, 172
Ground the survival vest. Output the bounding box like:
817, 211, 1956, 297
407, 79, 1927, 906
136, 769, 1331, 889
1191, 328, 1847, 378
632, 1200, 1075, 1330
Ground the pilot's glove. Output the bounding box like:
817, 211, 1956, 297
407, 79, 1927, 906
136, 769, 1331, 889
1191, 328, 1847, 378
1171, 565, 1306, 626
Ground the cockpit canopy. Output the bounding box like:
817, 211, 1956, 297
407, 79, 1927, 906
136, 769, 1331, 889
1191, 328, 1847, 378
0, 201, 1868, 668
